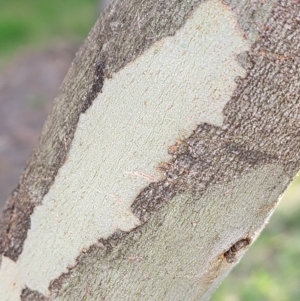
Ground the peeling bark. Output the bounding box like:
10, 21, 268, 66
1, 0, 300, 300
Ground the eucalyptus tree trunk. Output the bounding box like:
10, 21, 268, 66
0, 0, 299, 300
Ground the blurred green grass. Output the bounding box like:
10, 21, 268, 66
0, 1, 299, 300
0, 0, 99, 61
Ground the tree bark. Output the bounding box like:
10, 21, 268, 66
0, 0, 299, 300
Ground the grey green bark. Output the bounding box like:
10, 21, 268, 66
0, 0, 299, 300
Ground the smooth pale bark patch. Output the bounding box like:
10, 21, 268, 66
0, 256, 24, 301
0, 0, 249, 296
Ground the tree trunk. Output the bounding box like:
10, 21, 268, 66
0, 0, 299, 300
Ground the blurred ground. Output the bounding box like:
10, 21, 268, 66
0, 1, 299, 300
0, 0, 100, 208
0, 44, 77, 209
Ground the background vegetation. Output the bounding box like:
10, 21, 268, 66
0, 1, 299, 300
0, 0, 98, 63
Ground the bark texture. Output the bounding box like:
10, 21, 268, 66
0, 0, 211, 262
0, 0, 299, 300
